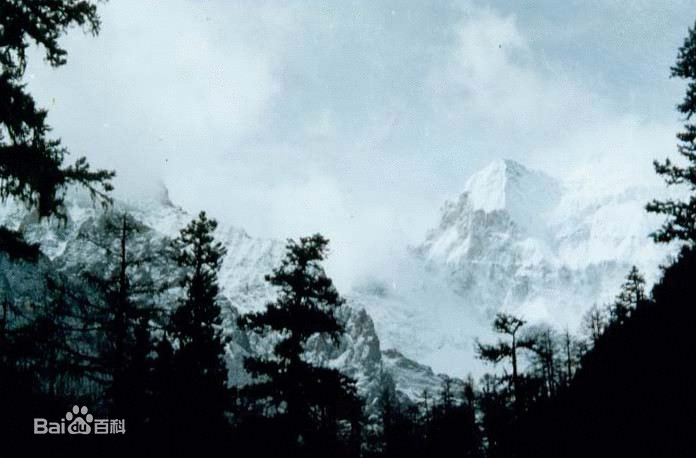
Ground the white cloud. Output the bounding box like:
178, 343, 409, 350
21, 0, 694, 288
426, 3, 679, 189
26, 0, 300, 192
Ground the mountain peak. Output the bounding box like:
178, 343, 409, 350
462, 159, 554, 214
421, 160, 562, 263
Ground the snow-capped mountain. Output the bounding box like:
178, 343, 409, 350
352, 159, 677, 378
421, 159, 674, 320
0, 158, 679, 402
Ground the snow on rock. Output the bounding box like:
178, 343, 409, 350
0, 158, 681, 400
0, 189, 428, 408
463, 159, 562, 236
365, 159, 679, 378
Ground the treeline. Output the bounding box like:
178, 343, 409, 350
1, 5, 361, 455
2, 211, 694, 457
366, 263, 667, 458
3, 1, 696, 457
0, 212, 364, 457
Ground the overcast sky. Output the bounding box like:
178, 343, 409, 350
25, 0, 696, 286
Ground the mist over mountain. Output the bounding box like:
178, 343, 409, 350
0, 182, 444, 406
1, 159, 677, 386
349, 159, 678, 377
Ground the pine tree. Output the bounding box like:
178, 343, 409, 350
150, 335, 177, 440
18, 273, 99, 400
0, 0, 114, 257
420, 389, 431, 431
166, 211, 229, 438
80, 212, 161, 425
476, 313, 534, 413
609, 265, 646, 326
646, 20, 696, 243
440, 375, 454, 414
238, 234, 359, 456
122, 315, 153, 432
461, 375, 483, 458
426, 375, 482, 458
478, 374, 513, 458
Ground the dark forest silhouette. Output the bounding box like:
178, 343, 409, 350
2, 1, 696, 457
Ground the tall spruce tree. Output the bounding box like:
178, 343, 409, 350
647, 20, 696, 243
0, 0, 114, 258
238, 234, 360, 456
166, 211, 229, 438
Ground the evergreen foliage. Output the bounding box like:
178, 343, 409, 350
0, 0, 114, 227
608, 265, 646, 326
2, 4, 696, 457
238, 234, 360, 457
647, 20, 696, 243
161, 211, 230, 446
79, 212, 161, 428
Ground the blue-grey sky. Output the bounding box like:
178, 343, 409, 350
25, 0, 696, 287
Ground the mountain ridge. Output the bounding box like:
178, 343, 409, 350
0, 188, 453, 406
0, 158, 680, 390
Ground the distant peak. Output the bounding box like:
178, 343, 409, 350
487, 158, 525, 171
155, 181, 174, 207
461, 159, 558, 214
419, 158, 565, 244
463, 159, 525, 212
466, 159, 530, 187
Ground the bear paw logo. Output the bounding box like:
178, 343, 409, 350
65, 405, 93, 434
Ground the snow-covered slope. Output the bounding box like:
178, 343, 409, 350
354, 159, 677, 378
421, 159, 674, 320
0, 189, 445, 407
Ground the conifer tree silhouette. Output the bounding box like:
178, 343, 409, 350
524, 325, 560, 398
609, 266, 645, 326
164, 212, 230, 445
647, 20, 696, 243
0, 0, 114, 258
239, 234, 359, 456
581, 303, 608, 347
476, 313, 534, 413
79, 212, 162, 427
